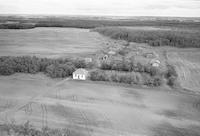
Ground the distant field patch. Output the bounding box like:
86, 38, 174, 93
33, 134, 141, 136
0, 27, 114, 58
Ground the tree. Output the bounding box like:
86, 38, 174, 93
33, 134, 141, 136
0, 63, 14, 75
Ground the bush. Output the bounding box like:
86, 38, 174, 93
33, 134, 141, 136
90, 70, 109, 81
0, 63, 14, 75
168, 76, 177, 87
118, 49, 128, 56
165, 64, 178, 87
45, 63, 75, 78
153, 76, 164, 86
101, 62, 112, 70
101, 60, 133, 72
166, 64, 178, 78
73, 59, 86, 68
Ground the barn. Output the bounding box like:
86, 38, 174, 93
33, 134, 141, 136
73, 68, 88, 80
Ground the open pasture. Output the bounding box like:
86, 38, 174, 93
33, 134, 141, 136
0, 27, 119, 58
0, 74, 200, 136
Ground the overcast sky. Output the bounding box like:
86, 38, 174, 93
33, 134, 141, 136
0, 0, 200, 17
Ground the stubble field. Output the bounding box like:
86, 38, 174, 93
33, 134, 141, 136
164, 48, 200, 93
0, 74, 200, 136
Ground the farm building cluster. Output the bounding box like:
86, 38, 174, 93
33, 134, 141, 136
96, 42, 162, 67
72, 42, 163, 81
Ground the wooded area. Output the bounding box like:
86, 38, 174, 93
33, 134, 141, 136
94, 27, 200, 48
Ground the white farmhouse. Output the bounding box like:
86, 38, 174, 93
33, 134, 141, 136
73, 68, 88, 80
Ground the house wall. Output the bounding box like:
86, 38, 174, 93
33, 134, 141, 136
73, 74, 86, 80
152, 63, 159, 67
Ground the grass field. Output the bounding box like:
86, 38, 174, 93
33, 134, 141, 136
0, 74, 200, 136
0, 27, 122, 58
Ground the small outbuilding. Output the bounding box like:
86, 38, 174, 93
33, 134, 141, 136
108, 51, 116, 55
73, 68, 88, 80
84, 58, 92, 63
150, 59, 161, 67
144, 52, 158, 59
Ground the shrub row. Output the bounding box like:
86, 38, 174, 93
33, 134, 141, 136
0, 56, 88, 78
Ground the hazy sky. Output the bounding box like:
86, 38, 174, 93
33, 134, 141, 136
0, 0, 200, 17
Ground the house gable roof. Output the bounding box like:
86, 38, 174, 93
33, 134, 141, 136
73, 68, 88, 75
150, 59, 161, 64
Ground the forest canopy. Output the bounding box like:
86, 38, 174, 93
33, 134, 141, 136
94, 27, 200, 48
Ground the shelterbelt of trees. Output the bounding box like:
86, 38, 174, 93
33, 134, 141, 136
90, 60, 178, 87
94, 27, 200, 48
0, 22, 35, 29
0, 56, 88, 78
0, 56, 178, 87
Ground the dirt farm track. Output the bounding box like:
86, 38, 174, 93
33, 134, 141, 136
0, 74, 200, 136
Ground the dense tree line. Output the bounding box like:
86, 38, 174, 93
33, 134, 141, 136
0, 56, 177, 87
90, 70, 163, 87
0, 22, 36, 29
0, 56, 87, 78
97, 60, 164, 86
100, 60, 161, 77
94, 27, 200, 48
96, 59, 177, 87
35, 19, 200, 29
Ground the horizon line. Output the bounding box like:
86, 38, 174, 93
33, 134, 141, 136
0, 13, 200, 18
